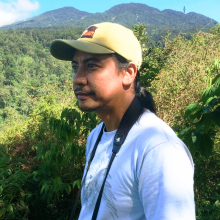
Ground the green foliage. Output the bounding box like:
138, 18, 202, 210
211, 23, 220, 34
132, 23, 149, 49
35, 108, 98, 205
0, 84, 78, 219
176, 59, 220, 219
0, 147, 32, 219
0, 28, 81, 131
0, 23, 220, 219
178, 59, 220, 158
152, 30, 220, 126
194, 152, 220, 220
132, 24, 165, 90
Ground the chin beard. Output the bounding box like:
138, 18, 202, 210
78, 104, 103, 113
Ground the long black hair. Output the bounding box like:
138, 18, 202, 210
112, 53, 156, 114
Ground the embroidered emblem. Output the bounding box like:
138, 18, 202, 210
114, 134, 124, 146
116, 137, 121, 143
81, 26, 98, 38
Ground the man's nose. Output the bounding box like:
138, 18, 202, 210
73, 67, 87, 86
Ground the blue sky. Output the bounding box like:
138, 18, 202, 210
0, 0, 219, 27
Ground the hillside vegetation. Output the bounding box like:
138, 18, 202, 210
0, 23, 220, 219
0, 28, 84, 131
152, 29, 220, 126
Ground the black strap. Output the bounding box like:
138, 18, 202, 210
91, 96, 143, 220
68, 124, 105, 220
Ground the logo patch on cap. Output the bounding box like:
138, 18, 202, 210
81, 26, 98, 38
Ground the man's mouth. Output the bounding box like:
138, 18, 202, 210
75, 92, 91, 100
74, 88, 95, 100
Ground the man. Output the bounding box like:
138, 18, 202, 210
50, 22, 195, 220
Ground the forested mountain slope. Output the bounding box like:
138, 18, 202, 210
1, 3, 218, 43
0, 28, 83, 130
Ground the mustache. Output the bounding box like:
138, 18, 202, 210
74, 87, 96, 96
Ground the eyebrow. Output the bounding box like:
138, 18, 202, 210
71, 57, 102, 65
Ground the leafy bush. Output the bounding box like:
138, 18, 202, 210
152, 30, 220, 126
35, 108, 98, 205
177, 59, 220, 219
0, 147, 32, 219
178, 59, 220, 158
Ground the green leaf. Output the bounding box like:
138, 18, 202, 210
7, 204, 13, 212
57, 153, 62, 164
63, 184, 71, 194
56, 177, 62, 184
201, 204, 213, 211
193, 109, 203, 120
20, 200, 26, 208
212, 74, 220, 84
211, 194, 220, 200
72, 179, 81, 189
211, 86, 220, 97
199, 133, 213, 158
184, 103, 201, 119
40, 182, 48, 194
196, 114, 213, 131
215, 200, 220, 208
20, 191, 25, 197
0, 208, 4, 217
215, 77, 220, 87
202, 105, 211, 113
46, 196, 50, 205
191, 131, 201, 146
210, 111, 220, 127
201, 86, 213, 104
71, 143, 77, 156
178, 127, 190, 138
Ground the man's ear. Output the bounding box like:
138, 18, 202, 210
122, 62, 137, 86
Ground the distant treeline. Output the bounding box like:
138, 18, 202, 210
0, 28, 84, 130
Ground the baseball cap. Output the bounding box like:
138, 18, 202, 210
50, 22, 142, 68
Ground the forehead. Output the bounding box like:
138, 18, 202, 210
72, 50, 115, 63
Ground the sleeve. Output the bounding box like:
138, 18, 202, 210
137, 141, 196, 220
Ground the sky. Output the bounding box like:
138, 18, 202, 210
0, 0, 219, 27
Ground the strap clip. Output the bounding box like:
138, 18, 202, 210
113, 133, 124, 153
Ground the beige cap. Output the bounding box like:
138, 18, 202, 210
50, 22, 142, 68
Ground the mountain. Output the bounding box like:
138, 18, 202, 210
1, 3, 218, 42
1, 7, 91, 29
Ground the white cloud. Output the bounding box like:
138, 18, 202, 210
0, 0, 39, 27
15, 0, 39, 11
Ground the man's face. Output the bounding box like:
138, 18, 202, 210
72, 50, 125, 114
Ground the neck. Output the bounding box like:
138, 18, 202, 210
97, 94, 135, 132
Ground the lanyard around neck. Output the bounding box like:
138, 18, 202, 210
68, 96, 143, 220
91, 96, 143, 220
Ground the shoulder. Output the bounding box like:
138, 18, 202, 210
131, 110, 185, 150
126, 110, 193, 166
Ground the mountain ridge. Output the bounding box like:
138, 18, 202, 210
1, 3, 218, 43
1, 3, 217, 30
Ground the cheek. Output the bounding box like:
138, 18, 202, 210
98, 78, 123, 97
87, 67, 123, 96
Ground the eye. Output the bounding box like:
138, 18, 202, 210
88, 63, 95, 68
87, 63, 99, 71
72, 65, 78, 73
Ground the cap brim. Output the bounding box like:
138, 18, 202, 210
50, 39, 115, 61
